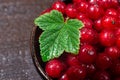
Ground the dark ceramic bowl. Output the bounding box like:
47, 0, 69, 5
30, 26, 51, 80
30, 0, 73, 80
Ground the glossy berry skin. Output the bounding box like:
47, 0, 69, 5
102, 15, 118, 30
45, 59, 64, 78
118, 19, 120, 27
109, 0, 119, 8
88, 0, 97, 4
80, 27, 98, 44
96, 53, 112, 70
105, 46, 120, 60
81, 18, 93, 28
105, 8, 118, 18
75, 1, 89, 13
94, 18, 103, 31
116, 36, 120, 48
76, 13, 87, 20
97, 0, 111, 9
86, 64, 96, 75
65, 54, 80, 66
52, 1, 66, 13
99, 29, 115, 47
66, 65, 86, 80
65, 4, 77, 18
87, 4, 104, 20
93, 71, 110, 80
78, 45, 97, 64
115, 28, 120, 37
59, 74, 69, 80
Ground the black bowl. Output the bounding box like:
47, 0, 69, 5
30, 26, 52, 80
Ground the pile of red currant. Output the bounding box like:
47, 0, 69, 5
41, 0, 120, 80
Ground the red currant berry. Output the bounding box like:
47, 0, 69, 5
87, 4, 104, 20
99, 29, 115, 47
102, 15, 118, 30
65, 54, 80, 66
52, 1, 66, 13
65, 4, 77, 18
76, 13, 87, 20
93, 71, 111, 80
81, 18, 93, 28
66, 65, 86, 80
78, 45, 97, 64
80, 27, 98, 44
118, 19, 120, 27
96, 53, 112, 70
75, 1, 89, 13
109, 0, 119, 8
45, 59, 64, 78
116, 36, 120, 48
59, 74, 69, 80
88, 0, 97, 5
97, 0, 111, 9
94, 18, 103, 31
105, 46, 120, 60
86, 64, 96, 75
105, 8, 118, 18
115, 28, 120, 37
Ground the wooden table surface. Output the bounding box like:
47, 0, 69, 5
0, 0, 54, 80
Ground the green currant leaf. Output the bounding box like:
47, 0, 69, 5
34, 10, 83, 62
34, 10, 64, 30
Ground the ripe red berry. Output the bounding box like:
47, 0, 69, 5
86, 64, 96, 75
109, 0, 119, 8
88, 0, 97, 4
45, 59, 64, 78
105, 46, 120, 60
75, 1, 89, 13
96, 53, 112, 70
97, 0, 111, 9
116, 36, 120, 48
65, 54, 80, 66
102, 15, 118, 30
105, 8, 118, 18
94, 18, 103, 31
81, 18, 93, 28
76, 13, 87, 20
115, 28, 120, 37
59, 74, 69, 80
81, 27, 98, 44
66, 65, 86, 80
78, 45, 97, 64
65, 4, 77, 18
93, 71, 111, 80
87, 4, 104, 20
52, 1, 66, 13
99, 29, 115, 47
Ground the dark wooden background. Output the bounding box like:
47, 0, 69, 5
0, 0, 55, 80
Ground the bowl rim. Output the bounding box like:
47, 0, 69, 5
30, 26, 52, 80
